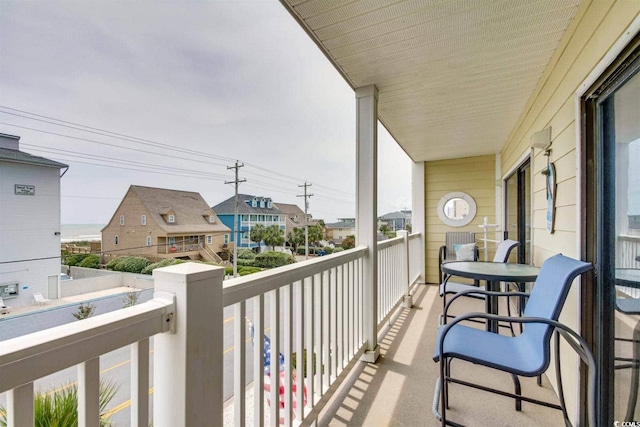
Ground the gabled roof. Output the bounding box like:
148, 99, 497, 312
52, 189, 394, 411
326, 218, 356, 229
379, 210, 412, 220
212, 194, 285, 215
0, 147, 68, 169
107, 185, 230, 234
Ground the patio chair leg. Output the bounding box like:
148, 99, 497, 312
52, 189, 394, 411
511, 374, 522, 411
554, 332, 570, 425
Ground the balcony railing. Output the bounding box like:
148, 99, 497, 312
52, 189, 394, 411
0, 232, 422, 426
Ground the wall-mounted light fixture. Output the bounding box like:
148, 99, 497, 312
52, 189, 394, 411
54, 231, 61, 236
530, 126, 552, 151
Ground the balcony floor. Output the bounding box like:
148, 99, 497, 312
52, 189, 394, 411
319, 284, 565, 426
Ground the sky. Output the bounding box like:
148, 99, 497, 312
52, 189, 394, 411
0, 0, 412, 225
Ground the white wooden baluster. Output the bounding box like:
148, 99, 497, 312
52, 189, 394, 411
306, 275, 315, 406
253, 294, 264, 427
270, 288, 280, 424
7, 382, 33, 427
295, 279, 304, 421
283, 284, 293, 427
131, 339, 149, 427
78, 357, 100, 427
234, 301, 246, 427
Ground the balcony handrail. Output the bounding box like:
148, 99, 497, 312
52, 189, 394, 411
222, 245, 367, 307
377, 235, 403, 250
0, 292, 175, 393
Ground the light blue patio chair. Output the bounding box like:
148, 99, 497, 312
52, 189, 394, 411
433, 254, 595, 426
440, 239, 519, 334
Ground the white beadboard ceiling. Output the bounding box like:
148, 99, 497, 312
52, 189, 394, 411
280, 0, 581, 162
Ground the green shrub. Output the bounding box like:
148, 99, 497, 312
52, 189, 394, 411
78, 254, 101, 269
106, 256, 151, 273
64, 253, 89, 267
237, 249, 256, 260
323, 246, 334, 255
0, 380, 117, 427
333, 247, 345, 253
254, 251, 296, 269
140, 258, 186, 275
239, 266, 262, 276
72, 303, 96, 320
224, 267, 234, 275
236, 258, 255, 267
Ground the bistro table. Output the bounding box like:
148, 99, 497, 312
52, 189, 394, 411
441, 261, 541, 332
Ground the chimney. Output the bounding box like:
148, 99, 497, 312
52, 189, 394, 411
0, 133, 20, 151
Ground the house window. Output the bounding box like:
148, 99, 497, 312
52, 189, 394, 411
141, 215, 146, 225
169, 237, 175, 246
207, 235, 212, 244
251, 198, 257, 207
146, 236, 152, 247
115, 235, 119, 245
209, 215, 215, 223
189, 236, 194, 242
250, 214, 257, 221
120, 215, 125, 225
168, 214, 175, 223
224, 234, 229, 244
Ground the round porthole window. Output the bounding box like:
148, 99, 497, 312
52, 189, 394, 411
437, 192, 477, 227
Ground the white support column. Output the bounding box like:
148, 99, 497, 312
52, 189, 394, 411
152, 263, 224, 427
397, 230, 413, 308
7, 382, 33, 427
411, 161, 426, 282
355, 85, 380, 363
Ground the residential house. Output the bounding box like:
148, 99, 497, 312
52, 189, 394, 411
325, 218, 355, 244
274, 202, 318, 238
101, 185, 230, 264
0, 133, 68, 306
212, 194, 286, 250
378, 209, 412, 232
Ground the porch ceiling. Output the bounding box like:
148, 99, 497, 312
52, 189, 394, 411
280, 0, 581, 162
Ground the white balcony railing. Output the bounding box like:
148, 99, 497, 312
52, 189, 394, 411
0, 232, 422, 427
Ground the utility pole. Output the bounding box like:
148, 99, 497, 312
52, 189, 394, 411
226, 161, 246, 277
297, 182, 313, 260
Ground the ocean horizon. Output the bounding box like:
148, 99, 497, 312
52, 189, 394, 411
61, 224, 105, 242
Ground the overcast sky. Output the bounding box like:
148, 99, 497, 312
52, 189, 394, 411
0, 1, 411, 225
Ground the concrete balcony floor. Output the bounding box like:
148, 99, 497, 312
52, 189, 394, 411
319, 284, 565, 426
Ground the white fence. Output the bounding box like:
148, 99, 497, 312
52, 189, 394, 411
1, 232, 422, 427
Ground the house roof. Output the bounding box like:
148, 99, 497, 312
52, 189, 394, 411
326, 219, 356, 229
0, 147, 68, 169
212, 194, 285, 215
280, 1, 581, 162
118, 185, 230, 234
379, 210, 412, 221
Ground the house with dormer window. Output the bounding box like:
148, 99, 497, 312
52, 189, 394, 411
212, 194, 286, 249
101, 185, 230, 263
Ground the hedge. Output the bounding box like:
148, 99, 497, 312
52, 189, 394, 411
140, 258, 186, 275
254, 251, 295, 269
106, 256, 151, 274
65, 254, 90, 267
237, 249, 256, 260
78, 254, 101, 269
